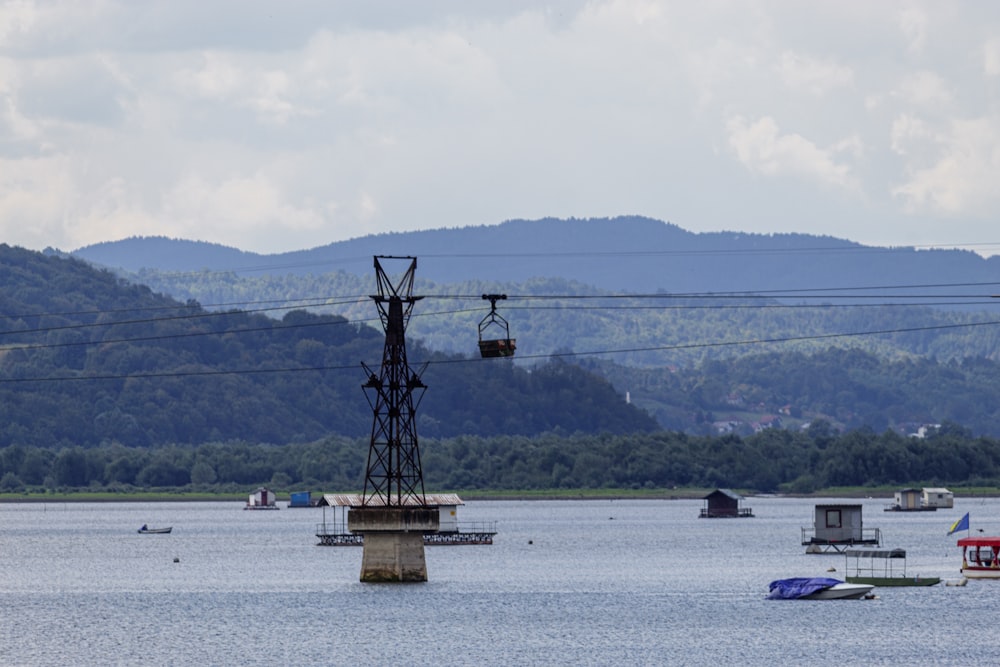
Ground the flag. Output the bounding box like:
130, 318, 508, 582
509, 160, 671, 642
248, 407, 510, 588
948, 512, 970, 536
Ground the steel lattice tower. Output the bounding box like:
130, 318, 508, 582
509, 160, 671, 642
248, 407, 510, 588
359, 255, 428, 507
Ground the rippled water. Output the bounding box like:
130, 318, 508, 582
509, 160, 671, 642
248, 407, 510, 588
0, 497, 996, 666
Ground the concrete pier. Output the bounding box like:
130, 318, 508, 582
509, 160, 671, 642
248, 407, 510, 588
348, 506, 440, 582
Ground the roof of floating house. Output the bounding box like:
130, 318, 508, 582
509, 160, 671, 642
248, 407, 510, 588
704, 488, 744, 501
318, 493, 464, 507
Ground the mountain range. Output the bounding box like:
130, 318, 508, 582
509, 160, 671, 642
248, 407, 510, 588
65, 216, 1000, 302
12, 216, 1000, 439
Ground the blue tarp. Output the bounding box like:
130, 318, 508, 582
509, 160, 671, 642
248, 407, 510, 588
767, 577, 843, 599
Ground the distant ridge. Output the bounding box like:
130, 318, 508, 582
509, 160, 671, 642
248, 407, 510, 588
69, 216, 1000, 297
69, 236, 265, 273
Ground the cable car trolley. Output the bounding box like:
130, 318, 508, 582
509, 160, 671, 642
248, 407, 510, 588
478, 294, 516, 358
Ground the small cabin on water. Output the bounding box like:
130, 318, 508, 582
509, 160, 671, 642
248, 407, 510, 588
699, 489, 754, 518
288, 491, 314, 508
922, 487, 954, 509
245, 487, 279, 510
802, 503, 881, 553
885, 488, 927, 511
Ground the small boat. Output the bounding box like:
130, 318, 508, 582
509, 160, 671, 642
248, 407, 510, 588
767, 577, 874, 600
957, 536, 1000, 579
137, 525, 172, 534
844, 548, 940, 586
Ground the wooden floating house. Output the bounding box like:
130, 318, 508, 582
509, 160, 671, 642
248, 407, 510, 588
884, 486, 953, 511
802, 503, 881, 553
884, 487, 929, 512
245, 486, 279, 510
314, 493, 497, 546
699, 489, 754, 518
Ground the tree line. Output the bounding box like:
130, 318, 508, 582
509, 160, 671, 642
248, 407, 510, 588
2, 422, 996, 495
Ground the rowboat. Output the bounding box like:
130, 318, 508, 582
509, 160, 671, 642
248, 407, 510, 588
138, 525, 172, 534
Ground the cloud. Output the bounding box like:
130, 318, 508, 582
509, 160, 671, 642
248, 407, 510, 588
985, 39, 1000, 77
726, 115, 860, 191
899, 7, 928, 54
892, 70, 954, 112
2, 0, 1000, 257
161, 172, 328, 240
892, 115, 1000, 216
777, 51, 854, 96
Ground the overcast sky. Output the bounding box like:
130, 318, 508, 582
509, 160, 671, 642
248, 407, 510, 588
2, 1, 999, 256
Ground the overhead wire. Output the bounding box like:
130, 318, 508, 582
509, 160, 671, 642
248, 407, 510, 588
2, 315, 999, 385
2, 272, 1000, 383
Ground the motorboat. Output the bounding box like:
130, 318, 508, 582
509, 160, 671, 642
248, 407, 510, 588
767, 577, 874, 600
957, 536, 1000, 579
844, 548, 940, 586
805, 582, 876, 599
137, 525, 172, 534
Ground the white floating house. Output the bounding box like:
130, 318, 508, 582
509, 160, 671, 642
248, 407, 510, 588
802, 503, 881, 553
245, 486, 279, 510
922, 487, 954, 509
314, 493, 496, 546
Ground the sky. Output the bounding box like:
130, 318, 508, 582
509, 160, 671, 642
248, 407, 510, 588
2, 0, 1000, 256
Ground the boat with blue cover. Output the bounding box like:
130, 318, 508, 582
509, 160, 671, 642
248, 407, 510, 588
767, 577, 874, 600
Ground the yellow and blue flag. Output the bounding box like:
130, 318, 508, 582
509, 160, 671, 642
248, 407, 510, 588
948, 512, 970, 536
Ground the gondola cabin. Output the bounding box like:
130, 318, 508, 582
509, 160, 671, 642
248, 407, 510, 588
478, 294, 516, 358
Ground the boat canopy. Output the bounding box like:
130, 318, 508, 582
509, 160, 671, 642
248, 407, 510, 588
957, 536, 1000, 547
845, 548, 906, 559
767, 577, 842, 600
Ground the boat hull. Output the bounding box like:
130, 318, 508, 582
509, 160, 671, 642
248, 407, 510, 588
138, 527, 172, 534
802, 583, 874, 599
961, 567, 1000, 579
846, 576, 939, 587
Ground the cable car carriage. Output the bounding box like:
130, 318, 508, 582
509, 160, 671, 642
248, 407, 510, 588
478, 294, 516, 358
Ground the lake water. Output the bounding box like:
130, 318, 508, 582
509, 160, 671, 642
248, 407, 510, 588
0, 496, 996, 666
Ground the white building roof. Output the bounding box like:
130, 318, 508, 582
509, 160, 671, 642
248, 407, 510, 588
319, 493, 464, 507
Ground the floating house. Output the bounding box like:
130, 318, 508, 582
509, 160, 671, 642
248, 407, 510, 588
314, 493, 497, 546
699, 489, 754, 518
288, 491, 314, 508
245, 487, 279, 510
922, 487, 953, 509
885, 487, 953, 511
802, 503, 881, 553
884, 488, 929, 512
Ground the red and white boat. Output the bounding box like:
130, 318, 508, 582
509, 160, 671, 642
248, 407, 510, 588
958, 536, 1000, 579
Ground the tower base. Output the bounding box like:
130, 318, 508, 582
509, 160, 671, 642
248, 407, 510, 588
348, 506, 440, 582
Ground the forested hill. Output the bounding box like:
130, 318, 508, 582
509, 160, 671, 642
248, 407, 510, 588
67, 216, 1000, 302
0, 245, 657, 448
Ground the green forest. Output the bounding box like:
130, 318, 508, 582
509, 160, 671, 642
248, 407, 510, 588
1, 421, 996, 496
7, 242, 1000, 495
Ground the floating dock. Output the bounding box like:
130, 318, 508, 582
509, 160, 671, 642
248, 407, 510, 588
315, 493, 496, 546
